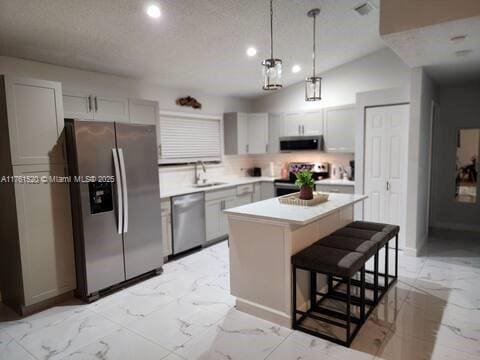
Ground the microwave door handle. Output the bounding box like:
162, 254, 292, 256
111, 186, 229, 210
112, 149, 123, 234
118, 148, 128, 233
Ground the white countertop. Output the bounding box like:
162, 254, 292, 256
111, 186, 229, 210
224, 193, 367, 226
315, 179, 355, 186
160, 176, 276, 199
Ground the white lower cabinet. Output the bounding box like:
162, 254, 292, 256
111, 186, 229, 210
205, 188, 237, 242
12, 164, 76, 308
260, 182, 275, 200
161, 198, 173, 257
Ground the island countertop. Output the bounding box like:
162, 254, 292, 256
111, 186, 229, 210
224, 193, 367, 226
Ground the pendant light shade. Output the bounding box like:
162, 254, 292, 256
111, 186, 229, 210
305, 8, 321, 101
262, 0, 282, 90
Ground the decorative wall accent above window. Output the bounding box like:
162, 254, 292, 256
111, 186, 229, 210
262, 0, 282, 91
176, 96, 202, 109
305, 8, 321, 102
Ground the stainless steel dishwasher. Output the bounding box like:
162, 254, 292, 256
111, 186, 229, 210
171, 192, 206, 255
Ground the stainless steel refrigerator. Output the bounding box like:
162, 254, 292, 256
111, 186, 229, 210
65, 119, 163, 301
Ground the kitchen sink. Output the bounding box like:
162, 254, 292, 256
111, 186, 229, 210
191, 182, 227, 188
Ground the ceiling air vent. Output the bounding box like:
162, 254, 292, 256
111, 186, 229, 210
354, 2, 376, 16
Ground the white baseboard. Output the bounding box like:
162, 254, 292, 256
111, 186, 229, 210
404, 233, 427, 257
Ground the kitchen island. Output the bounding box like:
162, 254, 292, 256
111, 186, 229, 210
225, 193, 367, 328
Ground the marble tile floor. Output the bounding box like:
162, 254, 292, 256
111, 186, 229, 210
1, 229, 479, 360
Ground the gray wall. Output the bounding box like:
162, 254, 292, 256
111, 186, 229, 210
430, 83, 480, 231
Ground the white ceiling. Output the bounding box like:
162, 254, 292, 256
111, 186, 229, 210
382, 16, 480, 84
0, 0, 385, 98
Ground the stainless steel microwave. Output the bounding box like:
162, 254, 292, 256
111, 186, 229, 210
279, 136, 324, 151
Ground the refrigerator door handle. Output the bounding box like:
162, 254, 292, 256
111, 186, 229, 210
118, 148, 129, 233
112, 148, 123, 235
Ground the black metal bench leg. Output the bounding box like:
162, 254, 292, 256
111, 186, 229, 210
292, 265, 297, 329
384, 244, 389, 289
310, 271, 317, 310
360, 267, 366, 323
374, 252, 379, 304
394, 234, 398, 279
346, 277, 351, 345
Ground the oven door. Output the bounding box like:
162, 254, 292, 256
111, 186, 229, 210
274, 183, 298, 197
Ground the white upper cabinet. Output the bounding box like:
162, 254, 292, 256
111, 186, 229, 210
324, 105, 355, 153
128, 98, 158, 125
284, 113, 304, 136
268, 113, 285, 153
247, 113, 268, 154
4, 76, 65, 165
224, 112, 269, 155
62, 90, 94, 120
303, 112, 323, 135
284, 112, 322, 136
63, 89, 129, 123
94, 95, 129, 123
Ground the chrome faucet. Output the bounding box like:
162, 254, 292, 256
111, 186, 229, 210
194, 160, 207, 184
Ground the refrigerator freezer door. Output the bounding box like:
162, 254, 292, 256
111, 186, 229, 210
115, 123, 163, 279
69, 120, 126, 295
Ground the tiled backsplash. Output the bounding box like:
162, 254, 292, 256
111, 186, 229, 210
158, 152, 354, 192
252, 152, 354, 177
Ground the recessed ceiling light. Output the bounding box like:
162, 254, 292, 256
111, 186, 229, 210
292, 65, 301, 73
450, 35, 467, 43
246, 47, 257, 57
146, 4, 161, 19
455, 49, 473, 57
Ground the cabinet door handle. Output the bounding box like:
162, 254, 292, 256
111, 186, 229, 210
298, 125, 301, 135
386, 181, 390, 191
158, 144, 162, 157
88, 96, 92, 112
302, 125, 305, 135
94, 96, 98, 112
246, 144, 249, 153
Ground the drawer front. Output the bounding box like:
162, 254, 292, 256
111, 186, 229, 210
236, 184, 254, 195
205, 187, 236, 201
316, 184, 354, 194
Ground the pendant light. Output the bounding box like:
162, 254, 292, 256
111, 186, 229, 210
262, 0, 282, 90
305, 8, 321, 101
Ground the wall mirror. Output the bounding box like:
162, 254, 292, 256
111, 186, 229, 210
456, 128, 479, 203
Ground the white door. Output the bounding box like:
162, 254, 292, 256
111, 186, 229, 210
5, 76, 65, 165
364, 105, 409, 248
284, 113, 303, 136
247, 113, 268, 154
93, 95, 129, 123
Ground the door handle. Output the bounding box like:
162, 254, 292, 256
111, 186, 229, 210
94, 96, 98, 112
112, 149, 123, 234
118, 148, 128, 233
88, 96, 93, 113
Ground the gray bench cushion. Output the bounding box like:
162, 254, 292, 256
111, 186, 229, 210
346, 221, 399, 239
315, 236, 377, 259
292, 245, 365, 278
332, 227, 389, 248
